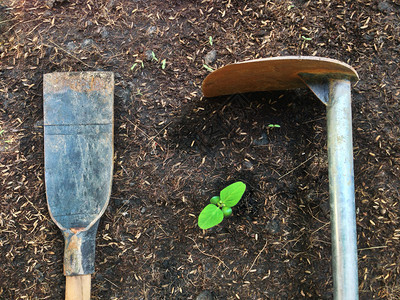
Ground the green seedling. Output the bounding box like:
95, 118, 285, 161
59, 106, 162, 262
268, 124, 281, 128
130, 63, 138, 71
203, 64, 214, 72
198, 181, 246, 229
301, 36, 312, 41
209, 36, 213, 46
161, 59, 166, 69
151, 51, 158, 62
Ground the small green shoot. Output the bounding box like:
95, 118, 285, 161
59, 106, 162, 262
130, 63, 138, 71
151, 51, 158, 62
161, 59, 166, 70
203, 64, 214, 72
0, 129, 4, 135
209, 36, 213, 46
268, 124, 281, 128
198, 181, 246, 230
301, 36, 312, 41
288, 4, 295, 10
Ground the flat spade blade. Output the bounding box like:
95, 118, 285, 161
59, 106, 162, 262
43, 72, 114, 281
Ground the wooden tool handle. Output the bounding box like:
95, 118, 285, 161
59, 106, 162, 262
65, 275, 91, 300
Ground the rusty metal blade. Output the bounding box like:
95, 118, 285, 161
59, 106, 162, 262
43, 72, 114, 275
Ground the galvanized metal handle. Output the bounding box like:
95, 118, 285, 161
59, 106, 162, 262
300, 75, 359, 300
327, 79, 358, 299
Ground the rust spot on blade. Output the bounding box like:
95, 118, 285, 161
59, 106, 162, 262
70, 227, 86, 234
43, 72, 114, 95
63, 230, 84, 275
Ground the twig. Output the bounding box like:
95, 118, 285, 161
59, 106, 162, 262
46, 40, 92, 67
243, 239, 268, 279
0, 17, 17, 24
104, 277, 119, 288
278, 154, 317, 180
187, 236, 230, 270
146, 121, 172, 148
358, 245, 388, 251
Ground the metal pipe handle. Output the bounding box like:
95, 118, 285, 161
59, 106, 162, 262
327, 79, 358, 299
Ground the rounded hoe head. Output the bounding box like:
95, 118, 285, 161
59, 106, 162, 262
202, 56, 359, 98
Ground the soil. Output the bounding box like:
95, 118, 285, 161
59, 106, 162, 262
1, 0, 399, 299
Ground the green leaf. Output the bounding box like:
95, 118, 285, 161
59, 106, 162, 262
220, 181, 246, 207
203, 64, 214, 72
301, 36, 312, 41
209, 36, 213, 46
268, 124, 281, 128
161, 59, 166, 69
130, 63, 137, 71
198, 204, 224, 229
151, 51, 158, 61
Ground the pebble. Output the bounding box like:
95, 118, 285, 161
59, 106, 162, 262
265, 219, 280, 234
319, 200, 330, 216
204, 50, 217, 65
146, 26, 157, 35
34, 119, 44, 128
196, 290, 213, 300
101, 28, 109, 38
253, 132, 269, 146
377, 2, 394, 13
81, 39, 94, 48
66, 41, 76, 51
243, 160, 254, 170
145, 49, 154, 61
106, 0, 116, 10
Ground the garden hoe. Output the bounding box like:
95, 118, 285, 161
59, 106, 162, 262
43, 72, 114, 300
202, 56, 359, 300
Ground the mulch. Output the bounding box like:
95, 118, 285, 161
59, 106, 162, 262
0, 0, 399, 299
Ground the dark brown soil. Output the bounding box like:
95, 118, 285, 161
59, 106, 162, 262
1, 0, 399, 299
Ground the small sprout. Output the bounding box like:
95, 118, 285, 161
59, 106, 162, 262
268, 124, 281, 128
0, 129, 4, 135
198, 181, 246, 230
136, 88, 143, 96
288, 4, 295, 10
222, 207, 232, 217
141, 61, 144, 68
151, 51, 158, 61
161, 59, 166, 69
203, 64, 214, 72
130, 63, 137, 71
209, 36, 213, 46
210, 196, 220, 205
301, 36, 312, 41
